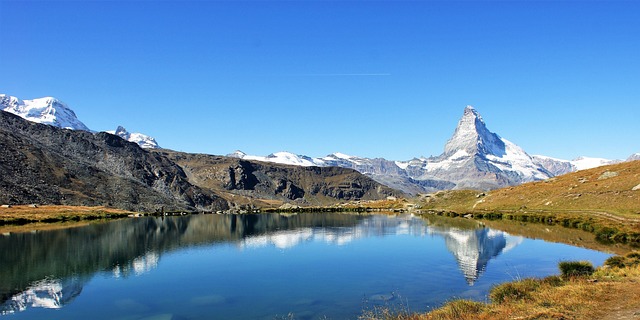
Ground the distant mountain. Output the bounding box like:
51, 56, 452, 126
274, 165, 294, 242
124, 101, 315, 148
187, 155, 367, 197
161, 150, 401, 207
236, 106, 555, 192
0, 94, 159, 149
107, 126, 160, 149
399, 106, 552, 190
0, 94, 90, 131
627, 153, 640, 161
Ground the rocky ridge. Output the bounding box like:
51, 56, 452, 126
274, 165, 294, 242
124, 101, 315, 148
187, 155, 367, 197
0, 94, 159, 149
0, 110, 397, 211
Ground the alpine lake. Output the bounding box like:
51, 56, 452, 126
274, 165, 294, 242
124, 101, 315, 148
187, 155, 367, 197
0, 212, 613, 319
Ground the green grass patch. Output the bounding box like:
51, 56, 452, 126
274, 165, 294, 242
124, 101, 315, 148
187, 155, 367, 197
558, 261, 594, 278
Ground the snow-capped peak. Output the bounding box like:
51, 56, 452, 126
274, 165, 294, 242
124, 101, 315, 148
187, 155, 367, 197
0, 94, 91, 131
231, 151, 321, 166
106, 126, 160, 149
570, 156, 619, 171
443, 105, 505, 158
227, 150, 247, 158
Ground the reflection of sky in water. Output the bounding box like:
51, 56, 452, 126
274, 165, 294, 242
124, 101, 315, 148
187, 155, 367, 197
1, 214, 611, 319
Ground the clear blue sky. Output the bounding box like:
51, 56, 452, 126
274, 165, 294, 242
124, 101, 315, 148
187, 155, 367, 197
1, 0, 638, 161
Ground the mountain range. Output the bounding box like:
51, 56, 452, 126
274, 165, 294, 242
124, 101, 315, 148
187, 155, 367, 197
231, 106, 635, 193
0, 108, 398, 211
2, 93, 636, 195
0, 94, 159, 149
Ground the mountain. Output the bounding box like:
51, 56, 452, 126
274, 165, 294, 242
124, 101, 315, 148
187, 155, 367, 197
629, 153, 640, 161
0, 94, 90, 131
236, 106, 554, 192
107, 126, 160, 149
0, 110, 397, 210
0, 94, 160, 149
400, 106, 552, 190
0, 110, 226, 212
532, 155, 624, 176
160, 150, 402, 207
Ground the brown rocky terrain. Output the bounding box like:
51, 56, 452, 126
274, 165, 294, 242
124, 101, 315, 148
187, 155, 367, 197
157, 150, 402, 209
0, 110, 400, 213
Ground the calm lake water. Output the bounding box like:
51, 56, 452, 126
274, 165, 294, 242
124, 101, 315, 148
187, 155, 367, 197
0, 213, 611, 319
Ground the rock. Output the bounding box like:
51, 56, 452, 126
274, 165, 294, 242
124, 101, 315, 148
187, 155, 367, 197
598, 171, 619, 180
1, 204, 11, 208
279, 203, 300, 210
632, 184, 640, 191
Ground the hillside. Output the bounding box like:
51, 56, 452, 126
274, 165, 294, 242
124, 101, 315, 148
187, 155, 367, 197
474, 160, 640, 216
0, 110, 399, 213
419, 160, 640, 243
0, 110, 227, 212
157, 150, 402, 208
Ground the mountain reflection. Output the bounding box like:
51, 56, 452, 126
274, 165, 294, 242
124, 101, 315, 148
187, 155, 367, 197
0, 213, 522, 314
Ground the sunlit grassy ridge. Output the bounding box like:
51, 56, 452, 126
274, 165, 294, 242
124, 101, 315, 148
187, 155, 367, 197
417, 160, 640, 243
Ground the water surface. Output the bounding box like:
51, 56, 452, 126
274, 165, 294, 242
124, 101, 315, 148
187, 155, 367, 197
0, 213, 611, 319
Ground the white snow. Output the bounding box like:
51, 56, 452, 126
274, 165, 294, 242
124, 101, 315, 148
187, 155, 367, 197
1, 94, 91, 131
571, 157, 618, 171
106, 126, 160, 149
238, 151, 320, 167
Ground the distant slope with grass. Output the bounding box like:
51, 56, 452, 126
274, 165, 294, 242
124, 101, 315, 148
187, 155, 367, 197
421, 160, 640, 217
418, 161, 640, 244
473, 160, 640, 216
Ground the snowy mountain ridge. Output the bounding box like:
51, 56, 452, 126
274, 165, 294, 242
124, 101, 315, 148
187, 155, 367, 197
1, 94, 159, 149
0, 94, 91, 131
106, 126, 160, 149
232, 106, 634, 193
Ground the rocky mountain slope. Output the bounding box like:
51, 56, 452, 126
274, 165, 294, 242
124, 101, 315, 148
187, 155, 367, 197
0, 110, 226, 212
0, 94, 159, 149
0, 110, 397, 211
158, 150, 401, 208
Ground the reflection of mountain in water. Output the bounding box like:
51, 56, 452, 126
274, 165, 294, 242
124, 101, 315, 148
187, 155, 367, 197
0, 213, 365, 314
0, 213, 523, 314
0, 278, 83, 315
427, 221, 523, 285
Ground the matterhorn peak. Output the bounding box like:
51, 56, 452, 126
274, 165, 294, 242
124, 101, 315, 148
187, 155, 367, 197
443, 105, 505, 158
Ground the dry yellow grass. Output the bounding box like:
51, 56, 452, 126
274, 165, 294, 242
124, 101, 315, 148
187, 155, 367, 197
0, 205, 133, 225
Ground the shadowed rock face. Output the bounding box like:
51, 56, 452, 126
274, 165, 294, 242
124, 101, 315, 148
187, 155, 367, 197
0, 110, 227, 211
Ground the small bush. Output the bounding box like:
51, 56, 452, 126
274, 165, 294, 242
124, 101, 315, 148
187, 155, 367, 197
559, 261, 594, 278
490, 278, 539, 303
605, 256, 627, 268
625, 252, 640, 259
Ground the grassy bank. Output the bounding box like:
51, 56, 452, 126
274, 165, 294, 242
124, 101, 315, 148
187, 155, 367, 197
0, 205, 133, 226
362, 253, 640, 320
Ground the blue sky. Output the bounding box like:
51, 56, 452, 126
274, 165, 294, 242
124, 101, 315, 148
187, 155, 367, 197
1, 1, 638, 161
